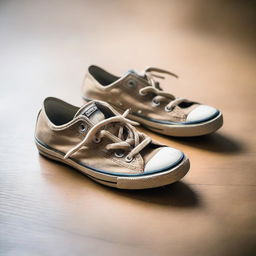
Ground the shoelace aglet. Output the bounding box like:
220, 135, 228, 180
122, 109, 139, 126
64, 151, 71, 159
145, 67, 179, 79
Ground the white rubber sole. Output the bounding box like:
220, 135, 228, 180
128, 112, 223, 137
35, 139, 190, 190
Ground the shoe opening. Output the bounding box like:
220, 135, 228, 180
89, 65, 120, 86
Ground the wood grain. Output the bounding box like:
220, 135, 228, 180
0, 1, 255, 255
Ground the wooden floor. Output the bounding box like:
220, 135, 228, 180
0, 1, 255, 255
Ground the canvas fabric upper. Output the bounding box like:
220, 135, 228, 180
82, 66, 199, 123
35, 98, 166, 175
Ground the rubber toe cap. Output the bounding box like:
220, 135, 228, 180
144, 147, 184, 173
186, 105, 218, 123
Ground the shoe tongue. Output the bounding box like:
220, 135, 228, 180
125, 69, 150, 83
124, 69, 143, 77
75, 102, 106, 124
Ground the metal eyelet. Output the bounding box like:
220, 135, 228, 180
115, 152, 124, 158
93, 137, 102, 144
125, 156, 134, 163
127, 79, 136, 88
152, 99, 160, 107
80, 123, 87, 132
165, 106, 172, 112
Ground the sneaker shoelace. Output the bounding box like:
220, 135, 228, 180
64, 109, 152, 162
139, 67, 188, 111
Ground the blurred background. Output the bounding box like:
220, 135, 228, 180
0, 0, 255, 104
0, 1, 255, 256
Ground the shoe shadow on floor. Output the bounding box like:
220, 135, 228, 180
158, 132, 245, 154
39, 155, 200, 208
107, 182, 200, 208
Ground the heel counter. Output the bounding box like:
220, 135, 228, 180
82, 72, 103, 101
81, 73, 92, 99
34, 109, 46, 142
34, 109, 42, 139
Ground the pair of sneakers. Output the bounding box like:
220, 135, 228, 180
35, 65, 223, 189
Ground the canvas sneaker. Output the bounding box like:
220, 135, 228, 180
35, 97, 190, 189
82, 65, 223, 137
